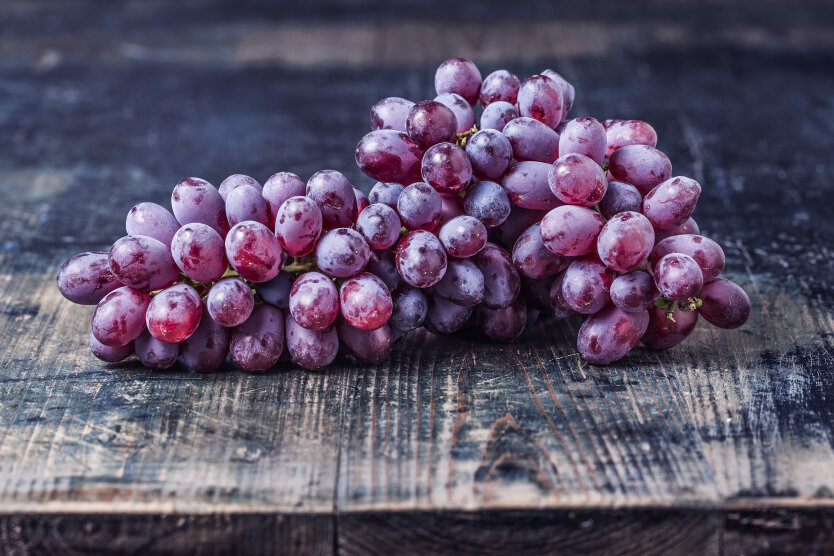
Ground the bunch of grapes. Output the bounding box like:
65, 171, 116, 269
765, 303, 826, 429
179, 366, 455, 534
57, 57, 751, 371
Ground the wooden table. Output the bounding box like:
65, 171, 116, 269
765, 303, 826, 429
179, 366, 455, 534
1, 1, 833, 553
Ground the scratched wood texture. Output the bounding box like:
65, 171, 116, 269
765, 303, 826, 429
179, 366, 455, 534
1, 0, 833, 554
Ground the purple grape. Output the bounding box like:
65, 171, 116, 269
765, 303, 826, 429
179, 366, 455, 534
397, 182, 442, 231
465, 129, 512, 180
548, 153, 608, 207
517, 75, 564, 129
477, 296, 526, 342
356, 203, 401, 250
480, 101, 518, 131
698, 278, 751, 329
424, 293, 473, 335
109, 235, 179, 291
406, 100, 458, 149
489, 205, 547, 250
230, 304, 285, 372
219, 174, 262, 201
354, 187, 370, 214
642, 176, 701, 230
434, 258, 485, 306
340, 272, 393, 331
438, 216, 487, 258
642, 304, 699, 350
654, 253, 704, 301
289, 271, 339, 331
135, 330, 179, 369
368, 182, 405, 210
370, 97, 415, 131
225, 183, 269, 228
549, 271, 578, 319
356, 130, 425, 186
522, 276, 555, 313
171, 223, 227, 283
263, 172, 306, 228
577, 305, 649, 365
275, 196, 323, 257
480, 69, 520, 106
146, 283, 202, 343
472, 242, 520, 310
180, 300, 230, 372
255, 271, 293, 309
395, 230, 447, 288
434, 57, 482, 106
89, 332, 133, 363
337, 317, 394, 364
503, 161, 562, 210
561, 255, 615, 314
57, 251, 122, 305
605, 120, 657, 158
512, 222, 572, 279
463, 180, 511, 228
366, 249, 402, 291
171, 177, 230, 237
559, 117, 607, 165
541, 69, 575, 116
597, 211, 655, 271
654, 217, 700, 244
540, 205, 605, 256
225, 221, 283, 283
207, 277, 254, 327
126, 202, 179, 248
436, 193, 466, 229
610, 271, 659, 313
651, 234, 725, 283
435, 93, 475, 134
316, 228, 371, 278
285, 313, 339, 370
608, 145, 672, 195
502, 117, 560, 163
421, 142, 472, 196
390, 285, 428, 331
306, 170, 358, 230
598, 180, 642, 220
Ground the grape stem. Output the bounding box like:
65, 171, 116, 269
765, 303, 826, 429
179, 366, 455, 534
456, 124, 479, 148
655, 295, 703, 322
283, 257, 317, 274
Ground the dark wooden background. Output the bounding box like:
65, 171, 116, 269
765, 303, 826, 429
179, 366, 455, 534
1, 0, 833, 554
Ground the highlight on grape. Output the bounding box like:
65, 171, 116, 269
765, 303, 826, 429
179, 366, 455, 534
57, 57, 751, 371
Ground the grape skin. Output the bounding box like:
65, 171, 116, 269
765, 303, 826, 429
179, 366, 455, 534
642, 304, 699, 350
608, 145, 673, 195
434, 258, 485, 307
540, 205, 605, 257
489, 205, 548, 251
126, 202, 180, 248
225, 183, 269, 228
135, 330, 179, 369
356, 203, 401, 250
397, 182, 442, 232
366, 249, 402, 291
513, 222, 572, 279
548, 153, 608, 207
472, 242, 520, 310
425, 293, 473, 335
89, 332, 133, 363
517, 75, 564, 129
406, 100, 458, 149
480, 69, 520, 106
480, 101, 518, 131
610, 271, 659, 313
225, 221, 284, 283
207, 277, 254, 328
541, 69, 575, 116
605, 120, 657, 158
254, 271, 294, 309
230, 304, 285, 372
465, 129, 512, 180
642, 176, 701, 230
650, 234, 725, 283
698, 278, 751, 329
262, 172, 306, 228
596, 211, 655, 272
549, 271, 578, 319
57, 251, 122, 305
436, 194, 466, 230
434, 93, 476, 134
421, 142, 473, 196
435, 57, 482, 106
653, 253, 704, 301
146, 283, 202, 343
502, 117, 560, 163
561, 255, 615, 315
370, 97, 415, 132
289, 271, 340, 331
91, 287, 151, 347
340, 272, 393, 331
171, 177, 230, 237
275, 196, 323, 257
180, 301, 230, 372
354, 188, 370, 214
463, 181, 511, 228
390, 286, 428, 331
438, 216, 487, 258
395, 230, 448, 288
219, 174, 262, 201
355, 130, 424, 186
109, 235, 179, 291
522, 276, 555, 314
598, 181, 642, 220
368, 182, 405, 210
477, 296, 527, 342
171, 223, 227, 283
285, 313, 339, 371
305, 170, 358, 230
654, 217, 700, 244
337, 318, 394, 364
559, 117, 607, 165
577, 305, 649, 365
502, 161, 562, 211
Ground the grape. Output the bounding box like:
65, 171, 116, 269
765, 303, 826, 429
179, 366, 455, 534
605, 120, 657, 158
597, 211, 655, 271
598, 180, 642, 220
366, 249, 402, 290
561, 255, 615, 314
472, 242, 520, 310
540, 205, 605, 256
126, 202, 180, 248
355, 130, 424, 186
424, 293, 473, 335
263, 172, 306, 228
285, 313, 339, 370
541, 69, 575, 116
434, 258, 485, 306
180, 300, 230, 372
337, 318, 394, 364
421, 142, 472, 196
340, 272, 393, 331
370, 97, 415, 131
171, 223, 227, 283
577, 305, 649, 365
480, 101, 518, 131
230, 304, 285, 372
254, 271, 293, 309
489, 205, 547, 250
390, 285, 428, 331
207, 277, 254, 327
146, 283, 202, 343
397, 182, 442, 231
608, 145, 672, 195
642, 304, 699, 350
517, 75, 564, 129
610, 271, 658, 313
225, 221, 283, 283
434, 57, 482, 106
436, 193, 466, 229
289, 271, 339, 330
435, 93, 475, 134
558, 117, 607, 164
356, 203, 401, 250
306, 170, 358, 230
548, 153, 608, 207
406, 100, 458, 149
219, 174, 262, 201
135, 330, 179, 369
654, 217, 700, 243
477, 296, 526, 342
651, 234, 725, 283
316, 228, 371, 278
89, 332, 133, 363
274, 196, 323, 257
368, 182, 405, 210
465, 129, 512, 180
225, 183, 269, 228
502, 117, 560, 163
502, 161, 562, 210
57, 252, 122, 305
654, 253, 704, 301
395, 230, 447, 288
463, 180, 511, 227
438, 216, 487, 258
171, 177, 230, 237
108, 235, 179, 291
522, 276, 555, 313
548, 271, 578, 319
642, 177, 701, 230
698, 278, 751, 329
512, 222, 571, 279
354, 187, 370, 214
480, 69, 520, 106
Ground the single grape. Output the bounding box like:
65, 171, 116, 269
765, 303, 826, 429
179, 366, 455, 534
340, 272, 393, 331
395, 230, 447, 288
435, 93, 476, 134
650, 234, 725, 282
108, 235, 179, 291
434, 57, 482, 106
480, 69, 520, 106
225, 221, 283, 283
540, 205, 605, 256
608, 145, 672, 195
502, 161, 562, 210
421, 142, 472, 196
306, 170, 358, 230
366, 249, 402, 291
262, 172, 306, 228
370, 97, 415, 131
548, 153, 608, 207
517, 75, 563, 129
390, 285, 428, 331
424, 293, 473, 335
477, 296, 527, 342
605, 120, 658, 158
315, 228, 371, 278
540, 69, 575, 116
337, 318, 394, 364
610, 271, 659, 313
488, 205, 547, 250
436, 193, 466, 229
558, 117, 607, 164
126, 202, 180, 248
472, 242, 520, 310
438, 216, 487, 258
597, 211, 655, 271
57, 251, 122, 305
397, 182, 442, 231
465, 129, 512, 180
254, 271, 293, 309
289, 271, 340, 331
502, 117, 560, 163
577, 305, 649, 365
207, 277, 254, 327
561, 255, 615, 314
356, 203, 401, 250
434, 258, 485, 306
698, 278, 751, 329
463, 180, 511, 228
225, 183, 269, 228
368, 182, 405, 210
171, 177, 230, 237
171, 223, 227, 283
480, 101, 518, 131
180, 300, 230, 372
642, 304, 699, 350
146, 283, 202, 343
654, 217, 700, 244
406, 100, 458, 149
549, 271, 578, 319
219, 174, 262, 201
89, 332, 133, 363
135, 330, 179, 369
642, 176, 701, 230
654, 253, 704, 301
598, 180, 642, 220
285, 313, 339, 371
354, 187, 370, 214
230, 304, 285, 372
512, 222, 572, 279
274, 196, 323, 257
355, 130, 424, 186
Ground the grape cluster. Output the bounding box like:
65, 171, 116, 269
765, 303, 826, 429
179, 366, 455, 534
58, 57, 751, 371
